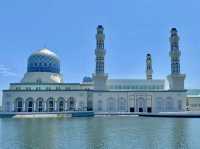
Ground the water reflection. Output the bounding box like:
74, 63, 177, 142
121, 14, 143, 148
1, 117, 200, 149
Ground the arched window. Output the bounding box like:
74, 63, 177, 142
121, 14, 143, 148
47, 98, 55, 112
97, 100, 103, 111
118, 98, 127, 112
155, 97, 164, 112
15, 98, 23, 112
107, 98, 116, 112
165, 97, 174, 112
136, 97, 147, 112
67, 97, 76, 111
129, 96, 135, 112
58, 101, 64, 112
25, 98, 34, 112
6, 102, 11, 112
36, 98, 44, 112
57, 97, 65, 112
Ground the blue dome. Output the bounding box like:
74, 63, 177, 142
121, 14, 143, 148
27, 48, 60, 73
83, 76, 92, 82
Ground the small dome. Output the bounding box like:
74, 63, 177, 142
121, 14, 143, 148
171, 28, 177, 31
171, 28, 177, 34
97, 25, 104, 33
147, 53, 151, 56
83, 76, 92, 83
97, 25, 103, 29
27, 48, 60, 73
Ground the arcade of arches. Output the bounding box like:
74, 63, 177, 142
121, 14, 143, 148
96, 96, 152, 112
13, 97, 86, 112
5, 95, 182, 113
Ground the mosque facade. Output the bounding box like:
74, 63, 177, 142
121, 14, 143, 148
2, 26, 187, 113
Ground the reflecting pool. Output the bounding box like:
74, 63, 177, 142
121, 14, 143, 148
0, 116, 200, 149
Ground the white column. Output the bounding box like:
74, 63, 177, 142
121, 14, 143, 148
44, 101, 47, 112
12, 102, 15, 112
54, 100, 57, 112
23, 101, 25, 112
33, 101, 36, 112
65, 98, 68, 111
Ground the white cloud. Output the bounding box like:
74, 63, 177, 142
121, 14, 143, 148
0, 65, 17, 77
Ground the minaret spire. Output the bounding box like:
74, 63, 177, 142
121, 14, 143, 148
92, 25, 108, 90
167, 28, 185, 90
146, 53, 153, 80
95, 25, 105, 74
170, 28, 181, 74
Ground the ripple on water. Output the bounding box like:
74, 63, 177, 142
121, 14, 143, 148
0, 117, 200, 149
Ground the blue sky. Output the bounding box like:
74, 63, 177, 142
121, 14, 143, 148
0, 0, 200, 100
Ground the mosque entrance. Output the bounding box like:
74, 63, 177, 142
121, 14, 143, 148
139, 108, 143, 112
147, 107, 152, 113
130, 107, 135, 112
136, 97, 147, 112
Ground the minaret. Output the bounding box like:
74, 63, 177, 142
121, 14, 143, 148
170, 28, 181, 74
146, 53, 153, 80
167, 28, 185, 90
92, 25, 108, 90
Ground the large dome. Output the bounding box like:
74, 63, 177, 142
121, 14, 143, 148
27, 48, 60, 73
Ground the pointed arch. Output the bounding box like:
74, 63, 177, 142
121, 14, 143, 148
97, 100, 103, 112
129, 95, 135, 112
67, 97, 76, 111
47, 97, 55, 112
25, 97, 34, 112
136, 97, 147, 112
155, 97, 164, 112
165, 97, 174, 112
118, 97, 128, 112
107, 97, 117, 112
36, 97, 44, 112
15, 97, 24, 112
57, 97, 65, 112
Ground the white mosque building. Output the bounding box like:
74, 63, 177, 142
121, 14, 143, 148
2, 26, 187, 113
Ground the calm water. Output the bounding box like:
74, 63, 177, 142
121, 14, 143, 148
0, 116, 200, 149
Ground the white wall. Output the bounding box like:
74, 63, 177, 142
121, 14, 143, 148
2, 90, 187, 113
